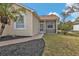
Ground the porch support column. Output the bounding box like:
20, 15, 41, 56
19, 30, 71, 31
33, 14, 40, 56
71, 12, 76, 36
44, 21, 46, 33
56, 20, 58, 33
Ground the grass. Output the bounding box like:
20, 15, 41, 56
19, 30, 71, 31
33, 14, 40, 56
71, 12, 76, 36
43, 34, 79, 56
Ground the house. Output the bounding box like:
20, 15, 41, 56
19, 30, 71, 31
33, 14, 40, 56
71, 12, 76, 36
1, 4, 59, 36
73, 17, 79, 31
39, 14, 59, 33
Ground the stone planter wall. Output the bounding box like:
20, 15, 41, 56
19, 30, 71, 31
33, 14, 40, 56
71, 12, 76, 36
0, 39, 45, 56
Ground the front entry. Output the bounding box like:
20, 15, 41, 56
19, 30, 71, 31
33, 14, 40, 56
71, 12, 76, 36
40, 23, 44, 33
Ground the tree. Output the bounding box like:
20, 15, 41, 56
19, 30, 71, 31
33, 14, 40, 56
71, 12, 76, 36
60, 9, 70, 34
60, 3, 79, 23
58, 21, 73, 34
64, 3, 79, 15
0, 3, 26, 35
59, 3, 79, 34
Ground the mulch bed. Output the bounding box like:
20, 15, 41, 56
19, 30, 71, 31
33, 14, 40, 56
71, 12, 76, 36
0, 35, 30, 42
0, 38, 45, 56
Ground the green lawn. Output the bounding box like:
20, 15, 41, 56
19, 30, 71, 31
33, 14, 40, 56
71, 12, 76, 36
43, 34, 79, 56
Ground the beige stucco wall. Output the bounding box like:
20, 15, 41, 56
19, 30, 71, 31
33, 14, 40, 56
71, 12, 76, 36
11, 4, 33, 36
12, 12, 33, 36
32, 14, 40, 36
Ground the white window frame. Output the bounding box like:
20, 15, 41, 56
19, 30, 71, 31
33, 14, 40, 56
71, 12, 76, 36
14, 14, 25, 30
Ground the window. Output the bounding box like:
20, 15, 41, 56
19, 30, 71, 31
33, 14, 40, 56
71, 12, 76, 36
48, 25, 53, 28
16, 15, 24, 28
47, 21, 53, 28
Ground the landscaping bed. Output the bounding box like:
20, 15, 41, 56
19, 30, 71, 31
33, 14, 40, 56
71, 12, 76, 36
0, 35, 30, 42
0, 38, 45, 56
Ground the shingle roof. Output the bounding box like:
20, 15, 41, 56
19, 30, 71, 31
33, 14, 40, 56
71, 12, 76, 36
39, 14, 59, 21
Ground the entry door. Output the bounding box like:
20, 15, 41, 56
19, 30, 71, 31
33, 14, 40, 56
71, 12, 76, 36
40, 23, 44, 33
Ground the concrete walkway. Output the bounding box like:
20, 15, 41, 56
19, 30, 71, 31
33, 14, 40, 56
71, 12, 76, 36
0, 34, 44, 47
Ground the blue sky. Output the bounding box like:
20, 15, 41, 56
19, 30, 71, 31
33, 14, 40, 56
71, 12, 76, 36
23, 3, 66, 15
22, 3, 79, 22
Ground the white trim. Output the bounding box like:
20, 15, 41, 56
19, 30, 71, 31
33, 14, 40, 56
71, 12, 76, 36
14, 22, 25, 30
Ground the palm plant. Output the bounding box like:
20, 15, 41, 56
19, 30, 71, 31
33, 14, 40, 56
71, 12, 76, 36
0, 3, 26, 35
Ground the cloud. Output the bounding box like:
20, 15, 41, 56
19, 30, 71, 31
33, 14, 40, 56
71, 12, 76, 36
71, 12, 79, 18
62, 3, 74, 13
65, 3, 74, 7
48, 4, 79, 22
63, 3, 79, 22
48, 12, 54, 15
48, 12, 62, 20
71, 19, 75, 22
71, 12, 79, 22
66, 12, 79, 22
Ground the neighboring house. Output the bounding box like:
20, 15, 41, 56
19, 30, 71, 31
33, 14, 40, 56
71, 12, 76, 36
73, 17, 79, 31
39, 14, 59, 33
1, 4, 59, 36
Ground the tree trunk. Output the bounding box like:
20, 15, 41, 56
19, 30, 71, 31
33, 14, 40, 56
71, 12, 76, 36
0, 23, 5, 35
